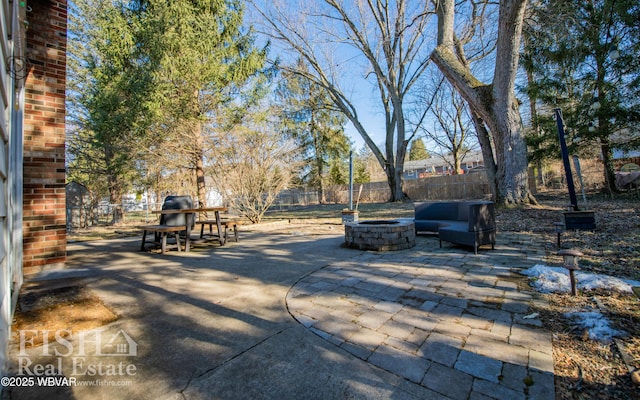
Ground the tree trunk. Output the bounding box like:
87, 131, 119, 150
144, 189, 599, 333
488, 99, 532, 205
600, 137, 616, 196
594, 60, 617, 195
471, 113, 498, 200
104, 144, 124, 224
386, 166, 398, 202
315, 138, 326, 204
108, 175, 123, 225
432, 0, 534, 205
195, 152, 207, 208
194, 124, 207, 209
525, 59, 545, 187
393, 136, 409, 201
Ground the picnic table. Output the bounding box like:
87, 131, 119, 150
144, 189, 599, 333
139, 207, 228, 254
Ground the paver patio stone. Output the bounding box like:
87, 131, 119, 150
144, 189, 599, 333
454, 350, 502, 383
466, 305, 513, 323
356, 311, 394, 330
434, 320, 471, 340
285, 229, 556, 398
421, 362, 473, 400
405, 327, 430, 347
528, 349, 555, 373
373, 300, 404, 314
527, 370, 556, 400
501, 362, 531, 392
459, 313, 494, 330
377, 319, 416, 339
347, 327, 389, 351
383, 336, 420, 355
392, 309, 438, 332
472, 378, 526, 400
368, 345, 431, 384
418, 332, 462, 367
430, 303, 465, 319
340, 340, 374, 360
510, 324, 554, 354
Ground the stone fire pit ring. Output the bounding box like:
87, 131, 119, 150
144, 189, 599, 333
344, 219, 416, 251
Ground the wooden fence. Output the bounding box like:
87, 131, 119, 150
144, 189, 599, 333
404, 173, 492, 200
273, 173, 493, 208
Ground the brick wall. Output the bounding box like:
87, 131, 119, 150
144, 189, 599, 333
23, 0, 68, 275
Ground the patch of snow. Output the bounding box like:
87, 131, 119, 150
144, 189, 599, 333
563, 310, 624, 342
520, 264, 640, 294
520, 264, 637, 342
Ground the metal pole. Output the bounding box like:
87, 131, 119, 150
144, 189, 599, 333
572, 155, 587, 208
554, 108, 579, 211
569, 269, 578, 296
349, 151, 353, 210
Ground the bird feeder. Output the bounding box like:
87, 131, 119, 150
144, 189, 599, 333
558, 249, 583, 296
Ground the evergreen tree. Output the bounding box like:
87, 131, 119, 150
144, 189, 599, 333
353, 153, 371, 184
328, 159, 348, 185
67, 0, 155, 223
408, 138, 430, 161
145, 0, 267, 207
68, 0, 268, 214
276, 59, 351, 203
522, 0, 640, 193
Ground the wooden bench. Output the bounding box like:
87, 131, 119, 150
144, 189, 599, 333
196, 218, 243, 244
138, 224, 186, 254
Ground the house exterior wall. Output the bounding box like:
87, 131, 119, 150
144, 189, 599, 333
1, 0, 30, 377
22, 0, 67, 276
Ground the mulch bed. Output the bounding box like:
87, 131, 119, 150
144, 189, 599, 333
12, 286, 118, 348
496, 192, 640, 398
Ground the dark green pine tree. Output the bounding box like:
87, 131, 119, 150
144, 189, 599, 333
67, 0, 156, 223
522, 0, 640, 193
408, 138, 430, 161
146, 0, 268, 208
276, 58, 351, 203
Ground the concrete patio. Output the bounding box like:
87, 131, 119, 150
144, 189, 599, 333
5, 224, 555, 399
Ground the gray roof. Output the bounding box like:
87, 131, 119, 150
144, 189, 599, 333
404, 150, 483, 171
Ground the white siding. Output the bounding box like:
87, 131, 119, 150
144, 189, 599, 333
0, 0, 24, 377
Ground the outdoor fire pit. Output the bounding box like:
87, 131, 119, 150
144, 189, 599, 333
344, 219, 415, 251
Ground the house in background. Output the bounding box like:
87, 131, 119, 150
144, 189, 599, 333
0, 0, 68, 377
404, 150, 484, 180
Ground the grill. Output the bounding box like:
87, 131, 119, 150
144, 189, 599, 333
160, 195, 194, 228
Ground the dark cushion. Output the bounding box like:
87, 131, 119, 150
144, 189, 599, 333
414, 202, 459, 221
467, 202, 495, 232
437, 221, 468, 232
414, 201, 495, 237
439, 227, 495, 247
457, 202, 471, 221
415, 219, 453, 232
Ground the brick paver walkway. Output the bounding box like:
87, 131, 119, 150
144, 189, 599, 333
287, 234, 555, 400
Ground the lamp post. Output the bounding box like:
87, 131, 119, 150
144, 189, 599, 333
349, 151, 353, 210
554, 108, 579, 211
554, 222, 565, 247
558, 249, 583, 296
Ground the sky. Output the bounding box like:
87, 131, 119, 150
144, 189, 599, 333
246, 0, 445, 152
244, 0, 523, 159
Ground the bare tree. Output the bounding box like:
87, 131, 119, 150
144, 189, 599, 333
210, 117, 299, 223
431, 0, 535, 205
420, 79, 476, 173
251, 0, 434, 201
